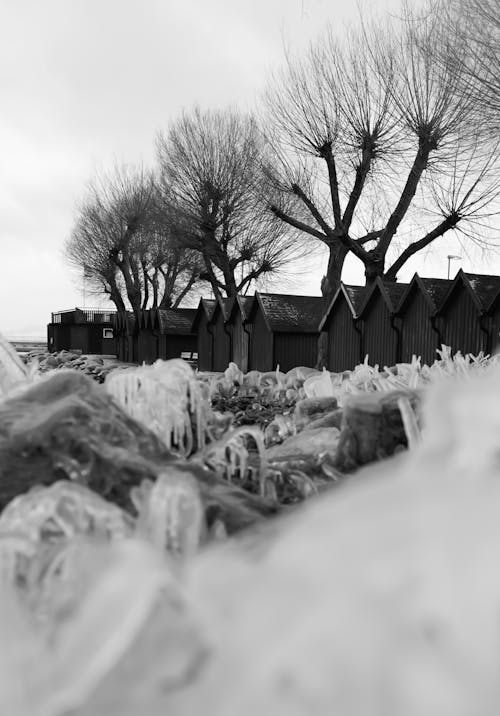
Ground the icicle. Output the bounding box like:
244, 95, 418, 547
0, 333, 29, 399
135, 468, 204, 559
397, 397, 421, 450
106, 360, 211, 456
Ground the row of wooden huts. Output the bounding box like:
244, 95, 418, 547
111, 270, 500, 372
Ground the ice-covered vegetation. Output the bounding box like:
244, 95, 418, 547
2, 332, 500, 714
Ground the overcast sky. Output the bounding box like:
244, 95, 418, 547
1, 0, 498, 338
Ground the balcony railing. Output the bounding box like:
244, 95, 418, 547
51, 308, 117, 324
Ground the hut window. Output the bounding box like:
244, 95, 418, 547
103, 328, 114, 339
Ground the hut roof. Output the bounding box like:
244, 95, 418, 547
251, 293, 324, 333
156, 308, 196, 334
419, 277, 453, 310
226, 295, 255, 323
464, 272, 500, 311
358, 278, 409, 316
191, 298, 217, 330
438, 270, 500, 314
212, 297, 235, 323
318, 283, 365, 331
398, 274, 452, 314
237, 295, 255, 320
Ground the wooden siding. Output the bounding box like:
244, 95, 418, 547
362, 296, 399, 367
47, 322, 116, 356
231, 311, 250, 371
196, 313, 214, 371
439, 286, 488, 355
212, 311, 231, 372
325, 300, 362, 372
399, 289, 441, 365
249, 307, 272, 372
490, 304, 500, 354
137, 330, 158, 364
274, 332, 319, 371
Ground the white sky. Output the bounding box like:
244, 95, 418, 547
1, 0, 498, 338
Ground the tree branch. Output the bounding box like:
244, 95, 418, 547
377, 139, 433, 256
269, 205, 327, 242
358, 229, 384, 245
321, 144, 343, 228
292, 183, 333, 235
384, 213, 460, 280
342, 148, 374, 230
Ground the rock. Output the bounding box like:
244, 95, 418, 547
294, 396, 338, 429
266, 427, 340, 462
334, 389, 421, 472
0, 371, 276, 533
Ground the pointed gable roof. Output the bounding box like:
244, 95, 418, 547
249, 293, 324, 333
226, 295, 255, 324
191, 298, 217, 330
398, 274, 452, 314
358, 277, 409, 317
464, 272, 500, 312
318, 283, 365, 331
437, 269, 500, 314
211, 296, 235, 323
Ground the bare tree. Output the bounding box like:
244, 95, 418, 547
156, 108, 303, 300
264, 3, 499, 305
66, 165, 203, 319
435, 0, 499, 132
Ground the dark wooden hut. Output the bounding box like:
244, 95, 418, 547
397, 274, 452, 365
246, 293, 324, 372
210, 297, 234, 372
137, 310, 158, 364
113, 312, 137, 363
191, 299, 217, 371
154, 308, 197, 361
318, 284, 365, 372
358, 279, 408, 368
484, 285, 500, 354
437, 270, 500, 356
47, 308, 116, 355
226, 295, 255, 372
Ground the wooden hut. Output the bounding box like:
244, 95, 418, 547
484, 285, 500, 354
210, 298, 235, 372
191, 299, 217, 371
358, 279, 408, 368
113, 311, 137, 363
47, 308, 116, 356
397, 274, 451, 365
226, 295, 255, 372
437, 270, 500, 356
136, 310, 158, 365
154, 308, 197, 361
246, 293, 324, 372
319, 284, 366, 372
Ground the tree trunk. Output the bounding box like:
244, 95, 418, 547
107, 279, 127, 313
316, 243, 349, 369
363, 253, 386, 285
152, 268, 159, 309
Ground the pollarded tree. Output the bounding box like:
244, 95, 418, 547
156, 108, 304, 301
66, 165, 204, 319
264, 2, 500, 305
434, 0, 499, 132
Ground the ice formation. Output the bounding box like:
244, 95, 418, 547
0, 333, 28, 398
106, 359, 211, 456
